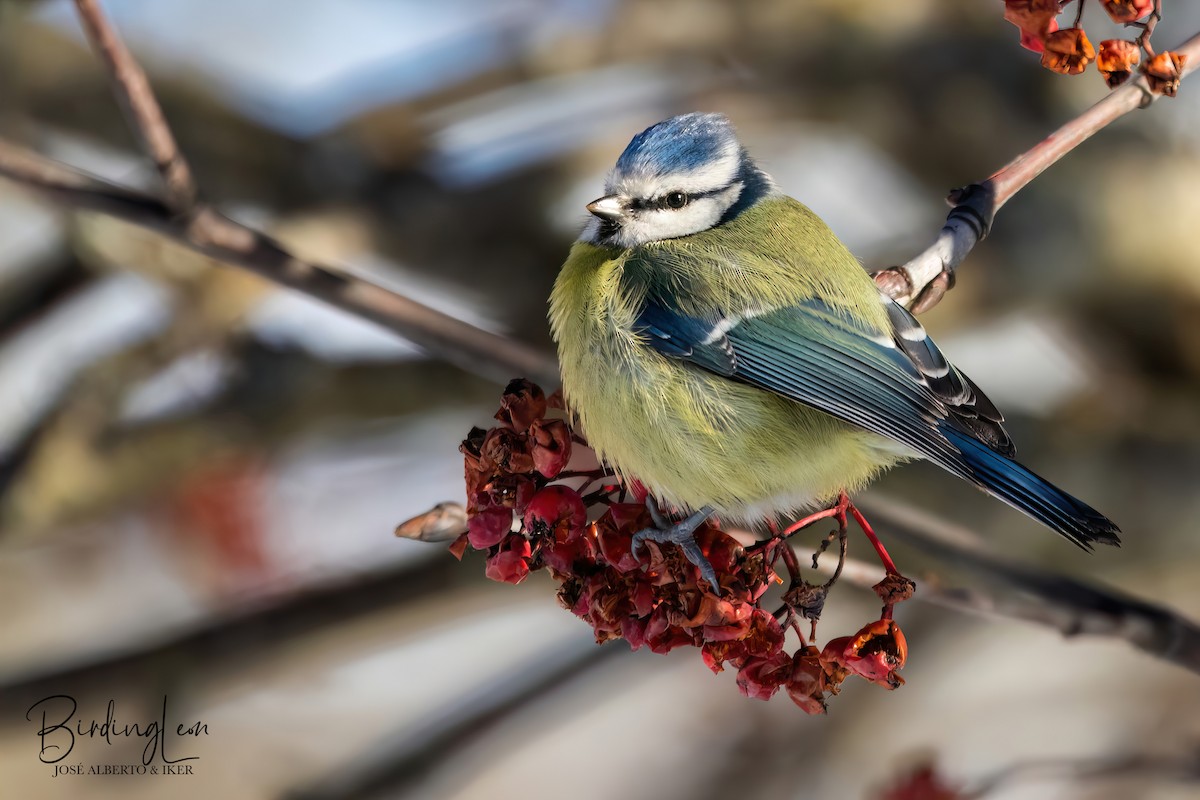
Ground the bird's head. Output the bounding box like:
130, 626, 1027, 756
581, 112, 774, 248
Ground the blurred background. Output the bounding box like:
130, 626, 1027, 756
1, 1, 1199, 798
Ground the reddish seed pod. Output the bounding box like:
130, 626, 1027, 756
455, 381, 916, 713
495, 378, 547, 432
1097, 39, 1140, 88
1100, 0, 1154, 24
1143, 51, 1188, 97
1003, 0, 1061, 53
1041, 28, 1096, 76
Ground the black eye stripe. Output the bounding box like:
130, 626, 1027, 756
626, 185, 732, 212
637, 187, 726, 210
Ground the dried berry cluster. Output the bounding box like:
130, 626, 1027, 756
456, 380, 912, 713
1004, 0, 1187, 94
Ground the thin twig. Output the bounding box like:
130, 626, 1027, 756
1132, 0, 1164, 59
875, 29, 1200, 313
779, 540, 803, 582
74, 0, 196, 212
811, 549, 1200, 677
810, 528, 838, 569
0, 3, 559, 387
821, 526, 848, 590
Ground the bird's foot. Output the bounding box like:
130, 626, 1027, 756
632, 500, 719, 593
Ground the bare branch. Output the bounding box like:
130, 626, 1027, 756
285, 639, 625, 800
0, 1, 560, 387
73, 0, 197, 212
966, 750, 1200, 798
402, 496, 1200, 674
856, 495, 1200, 675
0, 139, 559, 385
2, 547, 468, 702
0, 137, 164, 213
875, 29, 1200, 312
8, 2, 1196, 381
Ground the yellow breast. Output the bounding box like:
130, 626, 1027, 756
549, 242, 905, 522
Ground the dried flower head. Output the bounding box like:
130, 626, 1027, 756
1041, 28, 1096, 76
823, 618, 908, 689
1143, 51, 1188, 97
1097, 39, 1141, 88
785, 645, 831, 714
1002, 0, 1184, 96
1100, 0, 1154, 24
1003, 0, 1062, 54
874, 572, 917, 606
494, 378, 547, 431
448, 381, 915, 712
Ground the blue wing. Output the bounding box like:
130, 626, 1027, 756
633, 296, 1120, 549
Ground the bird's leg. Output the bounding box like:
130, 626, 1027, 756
645, 494, 673, 529
633, 497, 720, 593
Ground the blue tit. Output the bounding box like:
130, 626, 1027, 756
549, 112, 1119, 589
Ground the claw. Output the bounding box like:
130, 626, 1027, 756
632, 501, 719, 593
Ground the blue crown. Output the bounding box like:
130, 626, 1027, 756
614, 113, 738, 179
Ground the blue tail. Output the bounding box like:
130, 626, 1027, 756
942, 428, 1121, 550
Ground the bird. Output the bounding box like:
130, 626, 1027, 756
549, 112, 1119, 590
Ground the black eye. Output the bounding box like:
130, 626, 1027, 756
664, 191, 688, 209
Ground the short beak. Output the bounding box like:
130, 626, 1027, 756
586, 195, 626, 223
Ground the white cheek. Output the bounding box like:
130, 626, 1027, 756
577, 183, 746, 247
628, 201, 723, 242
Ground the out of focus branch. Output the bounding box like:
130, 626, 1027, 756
285, 637, 626, 800
402, 495, 1200, 676
855, 496, 1200, 675
2, 549, 467, 703
965, 749, 1200, 798
825, 552, 1200, 676
5, 2, 1195, 376
884, 750, 1200, 800
75, 0, 197, 213
875, 29, 1200, 313
0, 1, 559, 388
